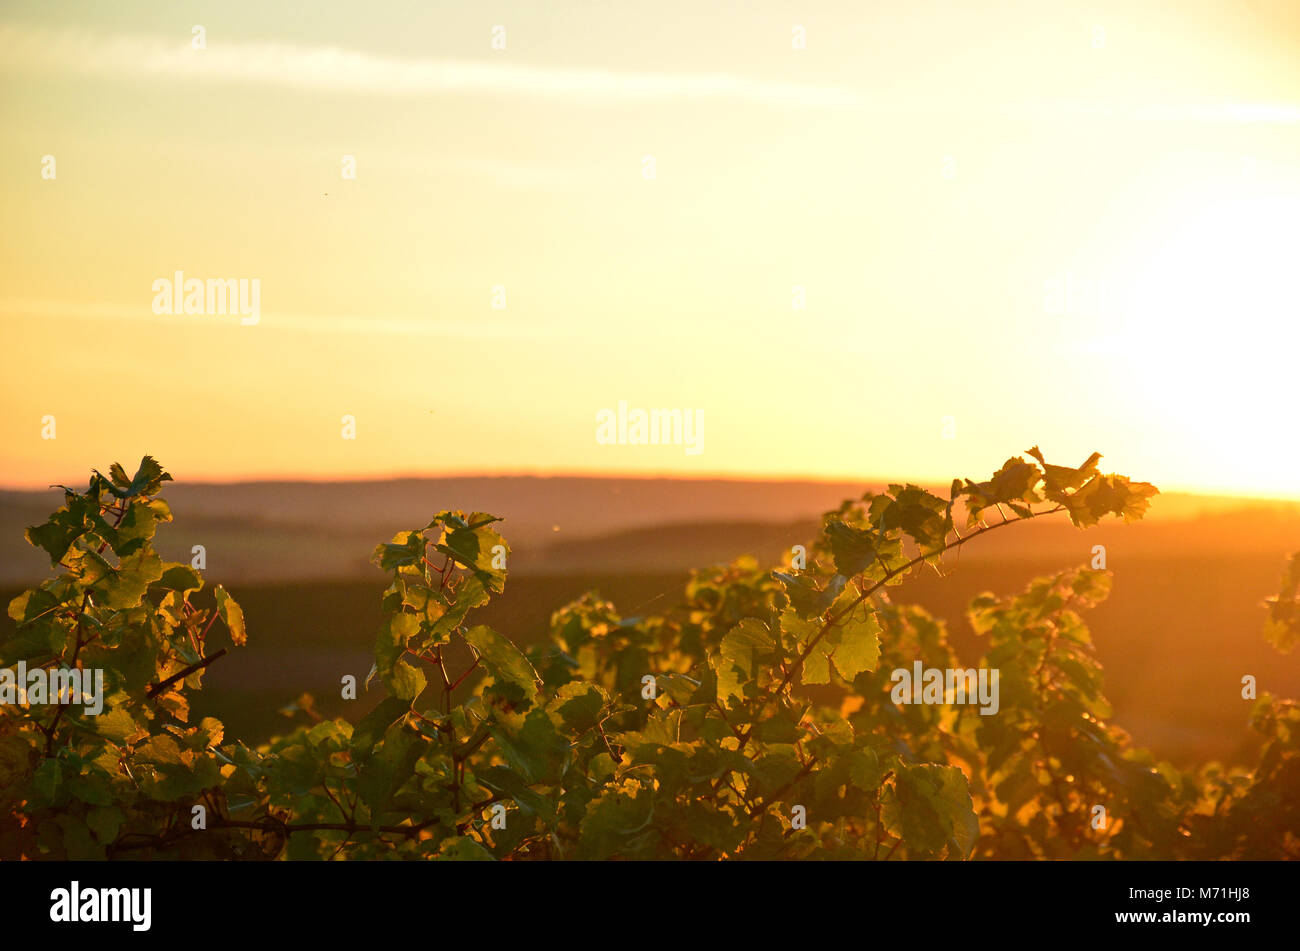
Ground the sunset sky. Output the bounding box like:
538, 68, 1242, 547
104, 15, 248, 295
2, 0, 1299, 497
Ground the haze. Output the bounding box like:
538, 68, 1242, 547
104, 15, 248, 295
2, 0, 1298, 497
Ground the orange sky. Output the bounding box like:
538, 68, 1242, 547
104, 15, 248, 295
2, 1, 1299, 497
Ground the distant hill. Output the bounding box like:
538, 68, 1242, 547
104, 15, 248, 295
2, 476, 1299, 765
1, 475, 1297, 583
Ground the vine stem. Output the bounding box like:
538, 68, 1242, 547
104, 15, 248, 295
41, 590, 91, 757
107, 815, 441, 857
733, 504, 1066, 754
747, 756, 818, 819
42, 497, 133, 757
108, 786, 513, 856
146, 648, 228, 698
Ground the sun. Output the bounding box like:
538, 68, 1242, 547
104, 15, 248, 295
1110, 191, 1300, 497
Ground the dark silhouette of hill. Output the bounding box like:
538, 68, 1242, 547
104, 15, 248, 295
2, 475, 1293, 582
0, 476, 862, 583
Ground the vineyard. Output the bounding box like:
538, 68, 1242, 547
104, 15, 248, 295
2, 453, 1298, 860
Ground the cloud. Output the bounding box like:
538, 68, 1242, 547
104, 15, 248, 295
0, 24, 860, 110
2, 23, 1294, 123
1008, 97, 1300, 124
0, 298, 560, 339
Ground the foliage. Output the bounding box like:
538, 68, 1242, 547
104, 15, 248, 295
2, 452, 1297, 860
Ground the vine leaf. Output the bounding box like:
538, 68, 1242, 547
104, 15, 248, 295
712, 618, 775, 708
464, 624, 541, 706
1264, 552, 1300, 654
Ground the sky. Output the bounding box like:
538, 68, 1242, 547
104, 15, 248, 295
1, 0, 1299, 497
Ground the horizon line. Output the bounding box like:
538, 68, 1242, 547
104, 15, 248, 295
1, 466, 1297, 506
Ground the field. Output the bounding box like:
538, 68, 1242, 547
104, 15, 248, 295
6, 470, 1299, 865
5, 524, 1290, 767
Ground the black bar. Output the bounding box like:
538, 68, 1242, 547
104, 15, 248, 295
5, 860, 1291, 939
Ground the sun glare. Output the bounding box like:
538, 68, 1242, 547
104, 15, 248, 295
1112, 190, 1300, 495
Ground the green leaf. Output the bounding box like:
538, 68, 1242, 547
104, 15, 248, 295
783, 592, 881, 685
488, 708, 568, 784
430, 576, 490, 640
32, 758, 63, 804
371, 531, 426, 571
107, 455, 172, 499
435, 514, 509, 594
1062, 473, 1159, 527
475, 765, 555, 819
711, 618, 775, 708
773, 571, 846, 619
779, 609, 830, 685
464, 624, 540, 706
827, 604, 881, 681
1026, 447, 1101, 500
958, 456, 1043, 524
157, 563, 202, 592
435, 836, 497, 861
25, 497, 95, 564
550, 682, 608, 733
847, 748, 884, 791
214, 585, 247, 646
109, 498, 171, 555
577, 782, 655, 859
892, 764, 980, 857
93, 549, 165, 609
94, 707, 148, 746
351, 696, 411, 756
868, 484, 952, 550
355, 722, 421, 818
824, 519, 880, 577
374, 612, 423, 700
86, 805, 124, 844
136, 733, 185, 767
1264, 552, 1300, 654
8, 588, 52, 624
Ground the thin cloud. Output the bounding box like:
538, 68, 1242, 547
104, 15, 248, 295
2, 24, 1294, 123
0, 24, 861, 109
0, 298, 560, 339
